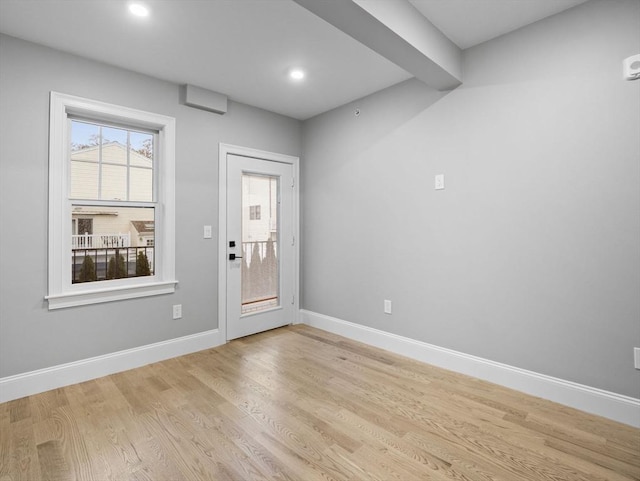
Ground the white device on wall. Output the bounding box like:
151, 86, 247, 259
623, 54, 640, 80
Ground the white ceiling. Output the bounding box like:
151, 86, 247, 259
0, 0, 589, 120
409, 0, 590, 49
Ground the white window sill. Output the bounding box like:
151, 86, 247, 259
46, 280, 178, 310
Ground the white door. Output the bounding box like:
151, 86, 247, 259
226, 154, 295, 340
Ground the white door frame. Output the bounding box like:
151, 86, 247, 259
218, 143, 300, 342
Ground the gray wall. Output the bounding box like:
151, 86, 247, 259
0, 34, 301, 378
301, 0, 640, 398
1, 0, 639, 400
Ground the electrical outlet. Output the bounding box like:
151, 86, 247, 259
634, 348, 640, 370
203, 225, 212, 239
384, 299, 392, 314
173, 304, 182, 320
435, 174, 445, 190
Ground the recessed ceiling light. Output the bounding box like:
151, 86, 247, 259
289, 69, 305, 81
129, 3, 150, 17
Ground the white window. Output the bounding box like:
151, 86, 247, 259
249, 205, 261, 220
47, 92, 177, 309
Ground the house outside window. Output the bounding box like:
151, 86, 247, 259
47, 92, 177, 309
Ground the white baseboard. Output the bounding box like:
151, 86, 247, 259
0, 329, 223, 403
300, 310, 640, 428
4, 313, 638, 428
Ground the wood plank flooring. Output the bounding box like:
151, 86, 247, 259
1, 325, 638, 480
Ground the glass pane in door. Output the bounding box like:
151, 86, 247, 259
241, 173, 279, 314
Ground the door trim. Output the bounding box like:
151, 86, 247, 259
218, 143, 300, 342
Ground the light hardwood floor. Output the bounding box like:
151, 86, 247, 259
1, 325, 638, 480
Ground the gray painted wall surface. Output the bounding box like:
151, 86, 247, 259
301, 0, 640, 398
1, 0, 639, 401
0, 34, 301, 378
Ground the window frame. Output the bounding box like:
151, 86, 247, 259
47, 92, 177, 309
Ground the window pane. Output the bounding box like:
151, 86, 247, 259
70, 121, 100, 199
101, 126, 128, 165
70, 160, 99, 199
71, 206, 155, 283
129, 132, 153, 201
129, 167, 153, 202
71, 120, 100, 152
101, 164, 127, 200
241, 174, 279, 314
130, 132, 153, 167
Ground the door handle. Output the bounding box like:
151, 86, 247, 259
229, 253, 243, 261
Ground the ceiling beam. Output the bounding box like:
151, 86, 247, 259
292, 0, 462, 91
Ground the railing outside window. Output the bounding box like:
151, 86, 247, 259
72, 246, 154, 283
241, 240, 278, 310
72, 233, 131, 249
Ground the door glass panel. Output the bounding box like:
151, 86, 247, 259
241, 173, 279, 314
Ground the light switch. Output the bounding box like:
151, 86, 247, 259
384, 299, 392, 314
203, 225, 212, 239
435, 174, 445, 190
